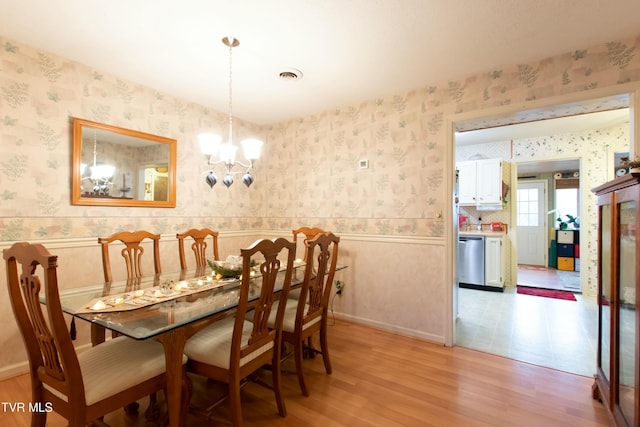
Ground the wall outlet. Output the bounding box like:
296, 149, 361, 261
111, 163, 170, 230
335, 280, 345, 295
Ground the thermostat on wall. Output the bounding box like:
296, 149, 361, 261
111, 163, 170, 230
359, 159, 369, 169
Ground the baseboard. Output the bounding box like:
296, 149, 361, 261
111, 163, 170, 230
0, 343, 94, 382
333, 312, 445, 345
0, 361, 29, 382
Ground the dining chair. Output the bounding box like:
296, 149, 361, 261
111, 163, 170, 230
176, 227, 220, 270
95, 230, 162, 345
3, 241, 187, 427
183, 237, 296, 426
98, 230, 162, 284
269, 232, 340, 396
96, 230, 163, 416
292, 226, 327, 263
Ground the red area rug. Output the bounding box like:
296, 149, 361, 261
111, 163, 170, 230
517, 286, 577, 301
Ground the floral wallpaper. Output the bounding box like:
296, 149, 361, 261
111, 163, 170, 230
262, 35, 640, 239
0, 36, 264, 241
0, 34, 639, 241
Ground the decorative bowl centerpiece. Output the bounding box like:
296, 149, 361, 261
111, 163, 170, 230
208, 255, 257, 279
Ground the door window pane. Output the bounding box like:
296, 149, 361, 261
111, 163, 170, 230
556, 188, 579, 228
517, 188, 539, 227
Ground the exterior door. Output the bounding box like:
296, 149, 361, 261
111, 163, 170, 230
517, 180, 547, 266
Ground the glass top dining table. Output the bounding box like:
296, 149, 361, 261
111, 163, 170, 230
58, 266, 296, 340
52, 263, 346, 427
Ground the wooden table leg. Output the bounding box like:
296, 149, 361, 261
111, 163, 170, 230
157, 330, 187, 427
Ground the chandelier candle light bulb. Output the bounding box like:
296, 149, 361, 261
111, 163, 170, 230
199, 36, 263, 188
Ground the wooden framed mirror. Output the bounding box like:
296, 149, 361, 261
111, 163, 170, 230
71, 118, 177, 207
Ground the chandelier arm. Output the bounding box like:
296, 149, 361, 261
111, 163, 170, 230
205, 160, 252, 170
207, 157, 225, 166
206, 158, 251, 168
233, 160, 251, 169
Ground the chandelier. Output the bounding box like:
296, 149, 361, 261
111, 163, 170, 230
80, 130, 115, 195
199, 37, 263, 188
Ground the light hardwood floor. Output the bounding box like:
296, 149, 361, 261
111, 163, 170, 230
0, 320, 610, 426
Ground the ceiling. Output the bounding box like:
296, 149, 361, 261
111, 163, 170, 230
1, 1, 640, 126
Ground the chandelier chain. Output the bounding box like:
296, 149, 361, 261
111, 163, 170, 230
227, 37, 233, 146
200, 36, 262, 189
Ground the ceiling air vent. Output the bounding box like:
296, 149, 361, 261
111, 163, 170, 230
279, 68, 303, 81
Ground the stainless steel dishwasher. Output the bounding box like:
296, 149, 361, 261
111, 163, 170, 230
458, 235, 485, 287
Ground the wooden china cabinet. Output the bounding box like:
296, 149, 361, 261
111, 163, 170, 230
592, 174, 640, 426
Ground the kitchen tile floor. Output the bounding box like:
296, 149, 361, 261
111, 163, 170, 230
455, 285, 597, 377
517, 264, 581, 292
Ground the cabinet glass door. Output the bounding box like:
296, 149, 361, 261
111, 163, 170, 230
599, 203, 612, 384
617, 200, 636, 425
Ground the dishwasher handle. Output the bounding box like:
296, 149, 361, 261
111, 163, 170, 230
459, 236, 484, 242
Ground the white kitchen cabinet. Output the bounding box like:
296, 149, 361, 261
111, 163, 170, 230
456, 158, 503, 208
476, 158, 503, 205
485, 236, 505, 288
457, 160, 477, 205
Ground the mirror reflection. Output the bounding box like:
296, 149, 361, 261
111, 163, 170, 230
72, 118, 177, 207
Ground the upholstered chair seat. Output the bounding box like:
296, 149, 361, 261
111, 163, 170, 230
185, 317, 273, 370
267, 300, 320, 333
45, 336, 186, 405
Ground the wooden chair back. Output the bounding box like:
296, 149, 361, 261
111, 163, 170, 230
176, 228, 219, 270
297, 232, 340, 331
4, 242, 77, 425
292, 227, 326, 263
98, 230, 161, 283
237, 237, 295, 364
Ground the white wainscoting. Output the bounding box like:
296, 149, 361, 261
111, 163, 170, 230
0, 232, 446, 380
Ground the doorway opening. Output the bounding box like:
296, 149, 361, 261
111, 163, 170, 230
451, 91, 633, 375
516, 161, 581, 292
